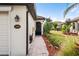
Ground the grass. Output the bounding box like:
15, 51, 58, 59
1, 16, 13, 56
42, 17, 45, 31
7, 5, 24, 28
47, 31, 64, 47
46, 30, 79, 56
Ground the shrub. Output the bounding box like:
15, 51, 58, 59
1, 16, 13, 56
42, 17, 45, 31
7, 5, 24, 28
62, 22, 71, 33
43, 18, 52, 35
62, 24, 67, 33
52, 21, 58, 30
47, 33, 64, 47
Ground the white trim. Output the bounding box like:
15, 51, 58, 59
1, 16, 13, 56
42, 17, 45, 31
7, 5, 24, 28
0, 6, 11, 12
8, 11, 11, 56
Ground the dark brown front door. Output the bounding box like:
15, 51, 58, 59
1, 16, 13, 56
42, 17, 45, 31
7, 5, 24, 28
36, 22, 41, 35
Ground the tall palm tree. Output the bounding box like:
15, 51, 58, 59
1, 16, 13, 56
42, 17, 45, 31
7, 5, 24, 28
64, 3, 79, 18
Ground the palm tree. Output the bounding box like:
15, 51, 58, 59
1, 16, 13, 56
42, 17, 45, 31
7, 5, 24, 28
64, 3, 79, 18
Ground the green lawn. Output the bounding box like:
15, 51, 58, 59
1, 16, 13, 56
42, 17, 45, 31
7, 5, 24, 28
46, 30, 79, 56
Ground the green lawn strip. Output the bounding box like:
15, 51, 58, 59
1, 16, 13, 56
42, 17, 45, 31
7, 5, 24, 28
62, 36, 76, 56
46, 31, 79, 56
47, 32, 65, 47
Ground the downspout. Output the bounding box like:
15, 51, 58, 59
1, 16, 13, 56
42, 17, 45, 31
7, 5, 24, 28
26, 10, 29, 55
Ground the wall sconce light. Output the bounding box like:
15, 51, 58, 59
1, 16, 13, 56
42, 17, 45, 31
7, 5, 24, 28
15, 15, 20, 22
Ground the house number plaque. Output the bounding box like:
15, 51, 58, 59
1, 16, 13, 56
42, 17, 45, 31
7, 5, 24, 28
14, 24, 21, 29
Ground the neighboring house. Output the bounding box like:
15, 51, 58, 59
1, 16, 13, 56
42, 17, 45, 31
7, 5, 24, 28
52, 21, 63, 31
56, 21, 63, 31
68, 17, 79, 34
0, 3, 37, 56
35, 16, 45, 35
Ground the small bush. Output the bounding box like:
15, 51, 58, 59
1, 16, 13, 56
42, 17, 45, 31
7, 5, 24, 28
47, 33, 64, 47
52, 21, 58, 30
62, 22, 71, 33
43, 18, 52, 35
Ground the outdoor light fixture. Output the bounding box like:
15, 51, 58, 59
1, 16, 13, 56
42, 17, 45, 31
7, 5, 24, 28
15, 15, 20, 22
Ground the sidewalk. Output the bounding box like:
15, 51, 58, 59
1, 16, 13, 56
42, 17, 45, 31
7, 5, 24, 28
28, 36, 48, 56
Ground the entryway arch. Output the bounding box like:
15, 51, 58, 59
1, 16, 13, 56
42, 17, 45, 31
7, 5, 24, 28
35, 22, 41, 35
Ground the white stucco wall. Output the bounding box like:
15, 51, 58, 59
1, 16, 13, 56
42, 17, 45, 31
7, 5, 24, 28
0, 6, 11, 11
28, 12, 35, 49
10, 6, 27, 56
70, 22, 78, 33
70, 23, 73, 32
75, 22, 78, 31
0, 5, 36, 56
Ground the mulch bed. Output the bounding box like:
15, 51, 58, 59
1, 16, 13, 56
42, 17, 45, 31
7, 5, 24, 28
63, 32, 78, 36
42, 35, 59, 56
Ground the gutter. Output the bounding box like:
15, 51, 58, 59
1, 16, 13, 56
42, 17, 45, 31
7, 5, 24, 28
26, 10, 29, 55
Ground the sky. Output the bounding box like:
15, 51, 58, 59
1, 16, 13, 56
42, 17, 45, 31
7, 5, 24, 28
35, 3, 79, 22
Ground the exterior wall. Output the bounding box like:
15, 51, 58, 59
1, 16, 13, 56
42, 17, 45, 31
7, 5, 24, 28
0, 6, 12, 55
28, 12, 35, 49
0, 6, 11, 11
70, 23, 73, 32
77, 21, 79, 35
77, 22, 79, 31
75, 22, 78, 32
70, 22, 78, 33
0, 5, 36, 56
36, 20, 44, 35
10, 6, 27, 56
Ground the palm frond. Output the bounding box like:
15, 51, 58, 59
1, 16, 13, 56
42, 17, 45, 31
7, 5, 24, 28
64, 3, 79, 18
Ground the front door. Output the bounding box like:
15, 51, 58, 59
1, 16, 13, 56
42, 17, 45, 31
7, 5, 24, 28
36, 22, 41, 35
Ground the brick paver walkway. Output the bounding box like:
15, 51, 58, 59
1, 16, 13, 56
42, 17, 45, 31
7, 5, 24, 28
28, 36, 48, 56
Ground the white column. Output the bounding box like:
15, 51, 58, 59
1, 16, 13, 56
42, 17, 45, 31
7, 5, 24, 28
70, 23, 73, 32
75, 22, 78, 32
41, 22, 43, 35
78, 21, 79, 35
